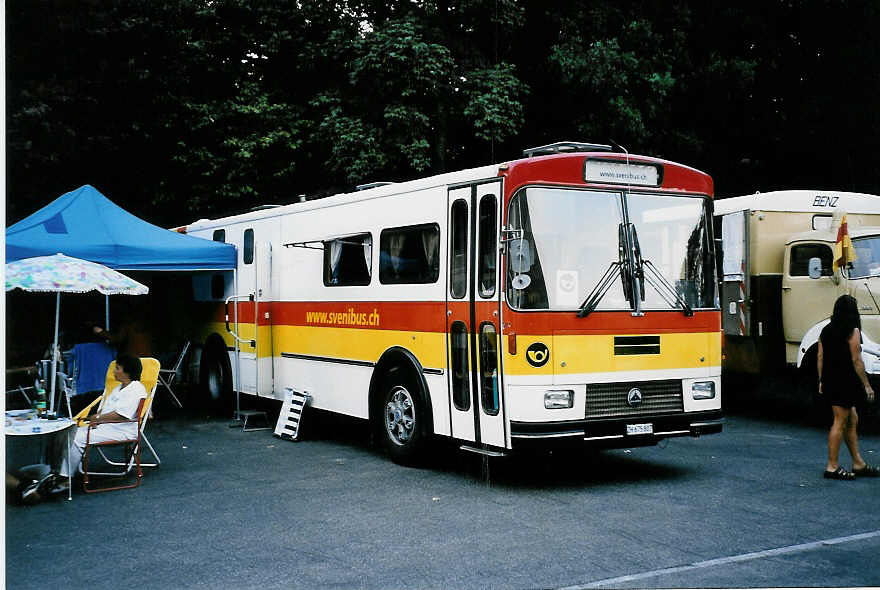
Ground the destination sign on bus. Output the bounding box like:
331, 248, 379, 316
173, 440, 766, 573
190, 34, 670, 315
584, 159, 660, 187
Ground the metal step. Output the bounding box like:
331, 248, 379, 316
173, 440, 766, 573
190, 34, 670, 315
230, 409, 271, 432
460, 444, 508, 457
274, 388, 311, 441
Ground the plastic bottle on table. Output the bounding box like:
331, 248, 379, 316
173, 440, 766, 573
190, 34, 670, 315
35, 386, 47, 416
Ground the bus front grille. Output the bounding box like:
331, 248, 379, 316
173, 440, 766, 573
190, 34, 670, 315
585, 380, 683, 419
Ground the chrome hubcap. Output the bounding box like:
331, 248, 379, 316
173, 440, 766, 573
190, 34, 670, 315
385, 386, 415, 446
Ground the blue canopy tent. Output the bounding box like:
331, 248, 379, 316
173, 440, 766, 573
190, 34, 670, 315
6, 186, 237, 401
6, 184, 235, 270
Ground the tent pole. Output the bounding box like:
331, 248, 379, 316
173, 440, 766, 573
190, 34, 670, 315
49, 292, 60, 414
233, 268, 241, 421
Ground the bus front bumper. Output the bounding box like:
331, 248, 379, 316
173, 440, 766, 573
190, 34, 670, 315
509, 410, 724, 449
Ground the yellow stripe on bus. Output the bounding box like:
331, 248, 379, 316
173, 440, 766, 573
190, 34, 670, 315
505, 332, 721, 376
275, 325, 447, 367
205, 322, 446, 367
205, 322, 719, 377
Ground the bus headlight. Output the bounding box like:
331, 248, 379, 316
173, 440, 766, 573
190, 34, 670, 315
692, 381, 716, 400
544, 390, 574, 409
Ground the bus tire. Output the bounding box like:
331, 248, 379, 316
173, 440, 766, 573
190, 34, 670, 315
201, 336, 232, 411
380, 373, 428, 466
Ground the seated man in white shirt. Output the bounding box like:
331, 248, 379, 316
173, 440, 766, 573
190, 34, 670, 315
50, 354, 147, 491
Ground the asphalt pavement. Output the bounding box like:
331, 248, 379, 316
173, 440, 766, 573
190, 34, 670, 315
5, 391, 880, 590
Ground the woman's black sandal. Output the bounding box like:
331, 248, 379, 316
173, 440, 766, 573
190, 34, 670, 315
824, 466, 856, 480
853, 464, 880, 477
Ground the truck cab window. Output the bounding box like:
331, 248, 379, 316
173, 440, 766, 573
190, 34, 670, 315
789, 244, 833, 276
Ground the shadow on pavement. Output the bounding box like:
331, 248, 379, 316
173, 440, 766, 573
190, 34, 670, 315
723, 370, 880, 434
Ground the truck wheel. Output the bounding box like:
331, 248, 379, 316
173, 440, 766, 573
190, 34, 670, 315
800, 347, 827, 425
380, 376, 428, 466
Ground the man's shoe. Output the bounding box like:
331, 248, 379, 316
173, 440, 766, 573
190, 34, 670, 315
19, 472, 54, 505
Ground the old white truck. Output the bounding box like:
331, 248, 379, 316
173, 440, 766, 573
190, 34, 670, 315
714, 190, 880, 391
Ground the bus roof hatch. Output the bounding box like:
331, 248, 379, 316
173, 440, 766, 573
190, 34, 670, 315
522, 141, 613, 158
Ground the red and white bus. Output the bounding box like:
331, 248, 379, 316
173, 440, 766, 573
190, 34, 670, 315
182, 141, 723, 463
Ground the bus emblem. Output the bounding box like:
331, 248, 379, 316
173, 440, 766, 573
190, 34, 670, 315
627, 388, 643, 407
526, 343, 550, 367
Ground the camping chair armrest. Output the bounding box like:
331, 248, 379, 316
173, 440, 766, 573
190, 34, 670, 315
85, 416, 140, 445
86, 416, 139, 427
74, 395, 104, 425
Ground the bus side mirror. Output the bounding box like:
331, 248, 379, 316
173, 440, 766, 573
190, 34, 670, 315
509, 239, 532, 273
808, 257, 822, 279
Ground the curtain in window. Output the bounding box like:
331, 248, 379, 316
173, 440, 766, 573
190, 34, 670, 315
421, 229, 439, 270
329, 239, 343, 283
362, 235, 372, 271
389, 233, 406, 271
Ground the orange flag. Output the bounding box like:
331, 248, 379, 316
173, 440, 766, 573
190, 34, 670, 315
833, 213, 857, 272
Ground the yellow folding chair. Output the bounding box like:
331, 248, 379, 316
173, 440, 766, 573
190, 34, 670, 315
74, 358, 161, 492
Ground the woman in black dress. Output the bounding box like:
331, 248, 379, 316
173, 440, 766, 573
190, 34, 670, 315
818, 294, 878, 480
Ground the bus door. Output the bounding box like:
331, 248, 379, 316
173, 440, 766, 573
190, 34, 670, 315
446, 181, 506, 448
255, 241, 274, 397
228, 228, 257, 395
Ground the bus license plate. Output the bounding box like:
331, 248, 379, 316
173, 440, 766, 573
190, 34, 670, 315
626, 423, 653, 436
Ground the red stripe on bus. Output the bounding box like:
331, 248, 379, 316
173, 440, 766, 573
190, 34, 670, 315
211, 300, 719, 335
504, 308, 721, 335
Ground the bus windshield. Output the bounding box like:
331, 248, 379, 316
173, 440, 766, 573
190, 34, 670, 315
505, 187, 716, 311
848, 236, 880, 279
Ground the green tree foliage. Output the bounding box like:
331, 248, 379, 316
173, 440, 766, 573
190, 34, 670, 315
7, 0, 880, 226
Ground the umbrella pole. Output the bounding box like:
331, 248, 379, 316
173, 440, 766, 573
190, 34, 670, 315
50, 292, 60, 414
105, 294, 110, 330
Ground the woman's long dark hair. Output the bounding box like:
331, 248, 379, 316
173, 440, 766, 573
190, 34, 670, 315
827, 294, 862, 344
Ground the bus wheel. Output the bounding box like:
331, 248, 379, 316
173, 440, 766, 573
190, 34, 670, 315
201, 339, 232, 410
382, 380, 426, 466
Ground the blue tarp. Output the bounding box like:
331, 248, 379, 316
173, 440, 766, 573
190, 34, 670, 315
6, 185, 236, 270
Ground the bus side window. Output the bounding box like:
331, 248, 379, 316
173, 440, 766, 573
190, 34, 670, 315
243, 228, 254, 265
324, 233, 372, 286
211, 229, 227, 299
450, 200, 468, 298
379, 223, 440, 284
478, 322, 499, 415
450, 321, 470, 411
478, 195, 497, 298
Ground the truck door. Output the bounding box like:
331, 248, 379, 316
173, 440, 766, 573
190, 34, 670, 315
782, 242, 837, 347
446, 181, 506, 449
721, 211, 750, 337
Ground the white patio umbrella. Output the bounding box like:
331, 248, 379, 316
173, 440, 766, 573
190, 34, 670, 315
5, 253, 149, 414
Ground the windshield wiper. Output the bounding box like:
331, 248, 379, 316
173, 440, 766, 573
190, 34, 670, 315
576, 261, 625, 318
578, 224, 633, 318
627, 223, 692, 317
641, 259, 694, 316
